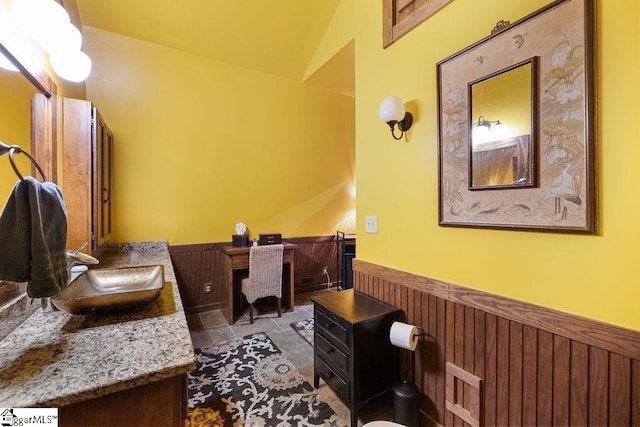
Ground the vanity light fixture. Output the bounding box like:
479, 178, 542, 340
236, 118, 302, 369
0, 0, 92, 81
471, 115, 509, 144
379, 96, 413, 140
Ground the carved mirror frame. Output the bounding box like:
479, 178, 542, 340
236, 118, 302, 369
437, 0, 596, 234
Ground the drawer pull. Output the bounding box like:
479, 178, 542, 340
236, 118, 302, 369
326, 348, 335, 355
325, 371, 333, 379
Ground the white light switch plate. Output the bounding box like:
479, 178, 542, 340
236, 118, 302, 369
365, 215, 378, 233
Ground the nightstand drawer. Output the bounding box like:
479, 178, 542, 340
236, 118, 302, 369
316, 356, 349, 404
316, 332, 349, 375
316, 309, 349, 348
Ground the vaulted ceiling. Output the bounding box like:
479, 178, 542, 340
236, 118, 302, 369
74, 0, 352, 95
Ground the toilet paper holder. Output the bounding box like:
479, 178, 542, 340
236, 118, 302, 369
389, 321, 425, 427
389, 321, 425, 382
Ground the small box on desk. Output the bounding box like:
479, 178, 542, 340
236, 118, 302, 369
259, 233, 282, 245
232, 234, 249, 247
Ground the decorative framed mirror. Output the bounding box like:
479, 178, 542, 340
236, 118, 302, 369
437, 0, 596, 233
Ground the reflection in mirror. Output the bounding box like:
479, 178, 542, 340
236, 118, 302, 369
471, 135, 530, 187
0, 67, 35, 200
469, 58, 537, 190
0, 38, 56, 309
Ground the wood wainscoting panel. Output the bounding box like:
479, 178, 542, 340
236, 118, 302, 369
169, 243, 221, 313
352, 258, 640, 426
169, 236, 339, 313
285, 235, 338, 292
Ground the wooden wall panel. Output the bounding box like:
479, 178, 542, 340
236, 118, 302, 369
169, 243, 221, 313
169, 236, 339, 312
285, 235, 339, 291
632, 360, 640, 426
353, 258, 640, 426
521, 325, 537, 425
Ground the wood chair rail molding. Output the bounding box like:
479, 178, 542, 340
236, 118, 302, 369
352, 258, 640, 360
383, 0, 455, 48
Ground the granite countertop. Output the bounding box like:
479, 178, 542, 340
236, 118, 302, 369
0, 241, 196, 407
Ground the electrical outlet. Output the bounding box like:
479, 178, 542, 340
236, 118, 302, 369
203, 283, 212, 294
365, 215, 378, 233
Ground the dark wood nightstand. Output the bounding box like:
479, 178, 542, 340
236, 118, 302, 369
311, 289, 400, 427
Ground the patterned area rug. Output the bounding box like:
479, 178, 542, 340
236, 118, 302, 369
290, 318, 314, 346
186, 332, 336, 426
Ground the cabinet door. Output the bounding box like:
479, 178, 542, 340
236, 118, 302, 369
64, 98, 93, 252
92, 109, 113, 250
101, 125, 113, 246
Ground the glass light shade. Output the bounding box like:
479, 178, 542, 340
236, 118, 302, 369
39, 21, 82, 54
489, 122, 511, 142
9, 35, 44, 74
11, 0, 69, 43
50, 49, 91, 82
379, 96, 405, 123
472, 125, 490, 145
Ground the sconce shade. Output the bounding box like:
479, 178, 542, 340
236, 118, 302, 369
379, 96, 405, 123
472, 115, 512, 144
379, 96, 413, 140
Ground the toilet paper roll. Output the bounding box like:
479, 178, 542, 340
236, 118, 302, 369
389, 321, 419, 351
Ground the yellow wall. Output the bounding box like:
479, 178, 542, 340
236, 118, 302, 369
351, 0, 640, 331
81, 27, 355, 245
0, 70, 32, 200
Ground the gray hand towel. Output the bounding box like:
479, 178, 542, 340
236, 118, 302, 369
0, 176, 69, 298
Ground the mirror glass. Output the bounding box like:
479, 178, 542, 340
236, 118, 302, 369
0, 67, 36, 199
469, 58, 536, 190
0, 40, 55, 308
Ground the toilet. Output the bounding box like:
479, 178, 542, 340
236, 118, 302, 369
362, 422, 406, 427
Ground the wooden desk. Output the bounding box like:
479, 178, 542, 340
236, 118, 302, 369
219, 243, 296, 324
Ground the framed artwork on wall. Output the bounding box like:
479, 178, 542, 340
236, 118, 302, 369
383, 0, 454, 48
437, 0, 596, 234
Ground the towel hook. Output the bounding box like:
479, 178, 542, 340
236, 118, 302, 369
0, 141, 47, 182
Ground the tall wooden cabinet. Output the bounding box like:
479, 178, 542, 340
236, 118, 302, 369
63, 98, 113, 256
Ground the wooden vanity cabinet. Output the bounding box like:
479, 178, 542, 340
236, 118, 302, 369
63, 98, 113, 256
59, 374, 187, 427
311, 289, 400, 427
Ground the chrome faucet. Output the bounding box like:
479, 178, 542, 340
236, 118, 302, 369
66, 242, 99, 282
41, 243, 100, 312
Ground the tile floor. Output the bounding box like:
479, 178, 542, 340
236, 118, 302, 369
186, 289, 394, 427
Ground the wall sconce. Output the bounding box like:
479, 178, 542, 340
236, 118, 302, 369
379, 96, 413, 140
471, 115, 510, 144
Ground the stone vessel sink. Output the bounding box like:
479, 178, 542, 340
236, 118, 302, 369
52, 265, 165, 315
